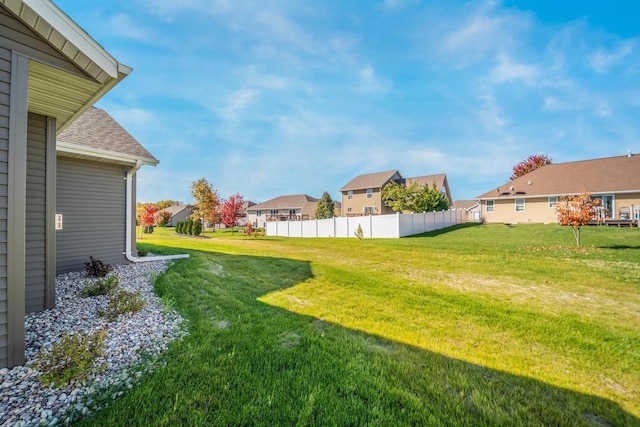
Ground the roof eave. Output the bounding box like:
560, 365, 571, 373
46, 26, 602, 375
11, 0, 121, 79
57, 141, 158, 166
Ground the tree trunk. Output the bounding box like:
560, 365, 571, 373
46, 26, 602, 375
572, 226, 581, 246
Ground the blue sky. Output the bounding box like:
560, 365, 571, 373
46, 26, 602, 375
54, 0, 640, 204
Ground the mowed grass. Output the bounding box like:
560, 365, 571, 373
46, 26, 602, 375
80, 224, 640, 426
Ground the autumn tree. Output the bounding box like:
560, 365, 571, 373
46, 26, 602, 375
140, 203, 159, 236
155, 210, 172, 227
510, 154, 552, 180
555, 189, 600, 246
153, 200, 182, 210
315, 191, 336, 219
191, 178, 219, 233
381, 181, 449, 213
221, 194, 244, 233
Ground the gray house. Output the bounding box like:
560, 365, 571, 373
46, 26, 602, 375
57, 107, 158, 272
160, 205, 193, 227
0, 0, 132, 367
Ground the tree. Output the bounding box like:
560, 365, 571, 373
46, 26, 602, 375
191, 178, 219, 233
221, 194, 244, 233
155, 210, 172, 227
315, 191, 336, 219
555, 189, 600, 246
140, 203, 159, 236
153, 200, 182, 210
381, 181, 449, 213
510, 154, 552, 180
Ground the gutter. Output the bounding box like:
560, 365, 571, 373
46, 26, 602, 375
125, 161, 189, 263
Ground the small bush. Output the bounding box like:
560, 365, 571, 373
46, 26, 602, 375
143, 225, 154, 234
192, 219, 203, 236
245, 223, 253, 236
137, 248, 149, 257
85, 256, 112, 278
185, 219, 193, 235
100, 289, 147, 321
37, 329, 107, 388
175, 221, 183, 234
354, 224, 364, 240
80, 275, 119, 297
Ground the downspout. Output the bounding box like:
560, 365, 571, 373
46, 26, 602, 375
125, 161, 189, 263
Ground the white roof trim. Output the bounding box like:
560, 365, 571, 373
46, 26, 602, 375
478, 190, 640, 201
22, 0, 120, 78
57, 141, 159, 166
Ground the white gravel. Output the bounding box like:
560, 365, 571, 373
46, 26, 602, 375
0, 260, 188, 426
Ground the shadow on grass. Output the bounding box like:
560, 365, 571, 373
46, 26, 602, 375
598, 244, 640, 250
405, 221, 482, 238
82, 245, 638, 426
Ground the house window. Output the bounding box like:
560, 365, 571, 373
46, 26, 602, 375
270, 210, 278, 216
256, 210, 262, 216
364, 206, 375, 214
366, 188, 373, 198
347, 207, 352, 213
515, 199, 525, 212
486, 200, 495, 213
347, 190, 353, 200
548, 197, 558, 208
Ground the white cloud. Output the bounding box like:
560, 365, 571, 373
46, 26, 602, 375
356, 64, 391, 94
594, 100, 612, 117
590, 39, 635, 73
220, 88, 259, 120
109, 13, 153, 41
380, 0, 420, 12
491, 52, 538, 84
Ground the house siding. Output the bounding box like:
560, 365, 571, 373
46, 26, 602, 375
25, 113, 46, 313
56, 157, 128, 273
342, 188, 394, 217
0, 46, 10, 367
0, 6, 84, 79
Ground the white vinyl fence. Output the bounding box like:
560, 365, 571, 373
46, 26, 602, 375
266, 209, 466, 238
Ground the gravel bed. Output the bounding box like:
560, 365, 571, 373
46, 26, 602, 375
0, 260, 188, 426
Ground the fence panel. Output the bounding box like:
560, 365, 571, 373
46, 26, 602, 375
265, 209, 464, 238
317, 218, 335, 237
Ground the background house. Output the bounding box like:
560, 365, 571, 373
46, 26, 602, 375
237, 201, 256, 226
340, 170, 452, 216
452, 200, 481, 222
477, 154, 640, 224
340, 170, 402, 216
246, 195, 319, 228
160, 205, 193, 227
1, 0, 132, 367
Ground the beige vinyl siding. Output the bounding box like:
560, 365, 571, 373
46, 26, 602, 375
56, 157, 128, 273
25, 113, 47, 313
0, 46, 9, 366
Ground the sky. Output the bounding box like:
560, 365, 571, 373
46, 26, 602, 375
53, 0, 640, 204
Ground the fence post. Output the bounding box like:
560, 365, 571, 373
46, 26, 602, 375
333, 216, 336, 238
370, 214, 373, 238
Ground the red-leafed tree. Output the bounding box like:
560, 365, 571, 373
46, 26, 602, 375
220, 194, 244, 234
510, 154, 552, 180
555, 189, 600, 246
140, 203, 159, 237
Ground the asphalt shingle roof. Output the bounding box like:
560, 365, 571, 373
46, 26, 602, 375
58, 107, 157, 162
248, 194, 318, 210
340, 170, 400, 191
477, 155, 640, 199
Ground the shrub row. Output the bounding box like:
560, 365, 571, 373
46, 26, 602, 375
176, 219, 202, 236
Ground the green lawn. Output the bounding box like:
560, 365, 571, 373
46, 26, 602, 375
81, 224, 639, 426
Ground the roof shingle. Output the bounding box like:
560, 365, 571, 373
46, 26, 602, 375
477, 155, 640, 199
58, 107, 157, 162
